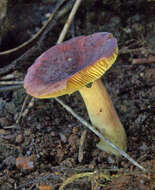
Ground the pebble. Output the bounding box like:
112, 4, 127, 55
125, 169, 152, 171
0, 129, 6, 135
24, 129, 31, 136
135, 114, 147, 124
16, 156, 34, 170
0, 117, 9, 127
139, 143, 148, 151
107, 156, 115, 164
59, 133, 67, 143
16, 134, 23, 143
45, 13, 51, 18
6, 102, 16, 114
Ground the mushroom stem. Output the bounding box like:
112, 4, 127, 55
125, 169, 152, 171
79, 79, 127, 155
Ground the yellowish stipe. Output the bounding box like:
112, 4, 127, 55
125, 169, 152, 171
36, 48, 118, 99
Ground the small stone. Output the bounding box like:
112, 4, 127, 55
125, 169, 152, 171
45, 13, 51, 18
139, 143, 148, 151
3, 156, 16, 167
16, 156, 34, 170
72, 127, 78, 134
6, 102, 16, 114
59, 133, 67, 143
0, 117, 9, 126
16, 134, 23, 143
140, 72, 144, 77
0, 129, 6, 134
120, 105, 127, 112
135, 114, 147, 124
24, 129, 31, 136
51, 131, 55, 136
107, 156, 115, 164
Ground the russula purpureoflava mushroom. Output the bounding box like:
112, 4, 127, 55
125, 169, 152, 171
24, 32, 127, 155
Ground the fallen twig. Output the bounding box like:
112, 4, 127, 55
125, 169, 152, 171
0, 85, 22, 92
0, 80, 23, 85
0, 73, 16, 80
119, 47, 145, 54
78, 129, 87, 162
132, 56, 155, 64
16, 95, 30, 124
0, 46, 39, 76
55, 97, 147, 172
38, 0, 75, 46
0, 0, 67, 56
58, 171, 110, 190
0, 0, 74, 76
3, 124, 19, 129
119, 46, 155, 55
57, 0, 83, 43
16, 163, 154, 190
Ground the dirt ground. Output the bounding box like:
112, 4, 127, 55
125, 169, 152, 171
0, 0, 155, 190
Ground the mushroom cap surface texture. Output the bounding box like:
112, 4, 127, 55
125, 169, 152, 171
24, 32, 118, 98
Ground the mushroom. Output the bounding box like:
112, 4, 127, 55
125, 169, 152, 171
24, 32, 127, 155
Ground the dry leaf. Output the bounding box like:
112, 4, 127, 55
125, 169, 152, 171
38, 185, 52, 190
16, 156, 34, 170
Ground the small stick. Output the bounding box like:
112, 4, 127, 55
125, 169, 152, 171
0, 81, 23, 85
132, 56, 155, 64
55, 97, 147, 172
38, 0, 73, 46
0, 85, 22, 92
3, 124, 19, 129
16, 96, 35, 123
0, 0, 74, 76
0, 0, 67, 56
0, 73, 16, 80
78, 129, 87, 162
16, 95, 30, 124
119, 47, 155, 55
0, 46, 39, 76
119, 47, 144, 54
57, 0, 83, 43
22, 97, 35, 118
